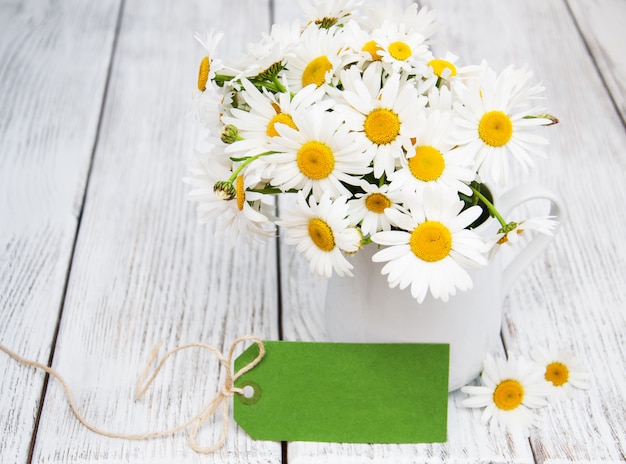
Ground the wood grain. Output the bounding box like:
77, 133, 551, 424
27, 1, 281, 463
566, 0, 626, 124
1, 0, 624, 462
0, 1, 122, 463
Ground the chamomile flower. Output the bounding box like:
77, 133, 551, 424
361, 1, 439, 39
267, 107, 372, 199
347, 181, 405, 237
184, 148, 275, 246
340, 20, 385, 67
299, 0, 362, 29
283, 26, 347, 92
428, 52, 460, 80
233, 20, 301, 80
388, 109, 475, 196
191, 31, 227, 125
461, 354, 553, 437
371, 187, 487, 303
194, 31, 225, 84
531, 347, 591, 401
426, 52, 483, 86
223, 78, 330, 160
336, 65, 425, 178
453, 63, 551, 186
483, 216, 559, 257
278, 192, 360, 278
373, 22, 433, 75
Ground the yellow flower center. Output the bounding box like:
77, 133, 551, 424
266, 113, 298, 137
236, 175, 245, 211
545, 362, 570, 387
388, 41, 412, 61
302, 56, 333, 88
362, 40, 383, 61
478, 111, 513, 147
428, 58, 457, 78
365, 192, 392, 214
364, 108, 401, 145
297, 141, 335, 179
493, 379, 525, 411
308, 218, 335, 252
198, 56, 210, 91
408, 145, 446, 182
409, 221, 452, 262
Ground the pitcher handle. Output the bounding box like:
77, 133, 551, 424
496, 184, 564, 294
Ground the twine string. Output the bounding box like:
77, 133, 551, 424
0, 335, 265, 454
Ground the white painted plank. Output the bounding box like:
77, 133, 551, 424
0, 1, 121, 463
29, 1, 282, 463
567, 0, 626, 123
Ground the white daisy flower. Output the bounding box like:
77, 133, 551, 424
347, 181, 405, 237
298, 0, 363, 28
483, 215, 560, 256
277, 192, 360, 278
461, 354, 553, 437
531, 347, 591, 401
361, 1, 439, 40
371, 187, 487, 303
184, 148, 275, 246
372, 22, 433, 75
453, 63, 551, 186
426, 52, 482, 85
194, 30, 225, 83
233, 20, 301, 80
283, 26, 347, 92
340, 20, 386, 67
336, 64, 425, 178
223, 78, 330, 160
388, 109, 476, 197
191, 31, 227, 126
267, 107, 372, 199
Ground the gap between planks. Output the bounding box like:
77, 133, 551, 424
25, 1, 127, 463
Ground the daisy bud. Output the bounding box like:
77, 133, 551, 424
543, 114, 559, 125
220, 124, 240, 144
213, 181, 236, 200
340, 226, 364, 255
524, 113, 559, 126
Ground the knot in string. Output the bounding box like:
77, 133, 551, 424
0, 336, 265, 454
134, 335, 265, 453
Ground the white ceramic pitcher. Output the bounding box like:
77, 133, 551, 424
324, 184, 563, 391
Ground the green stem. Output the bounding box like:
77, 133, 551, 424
271, 76, 287, 93
469, 184, 507, 228
213, 73, 235, 83
248, 187, 299, 195
227, 151, 275, 183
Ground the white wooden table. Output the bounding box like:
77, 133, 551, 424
1, 0, 625, 462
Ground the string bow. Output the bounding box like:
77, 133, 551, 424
0, 335, 265, 454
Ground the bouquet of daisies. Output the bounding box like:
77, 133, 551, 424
185, 0, 559, 303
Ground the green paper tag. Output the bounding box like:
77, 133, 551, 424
234, 341, 449, 443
